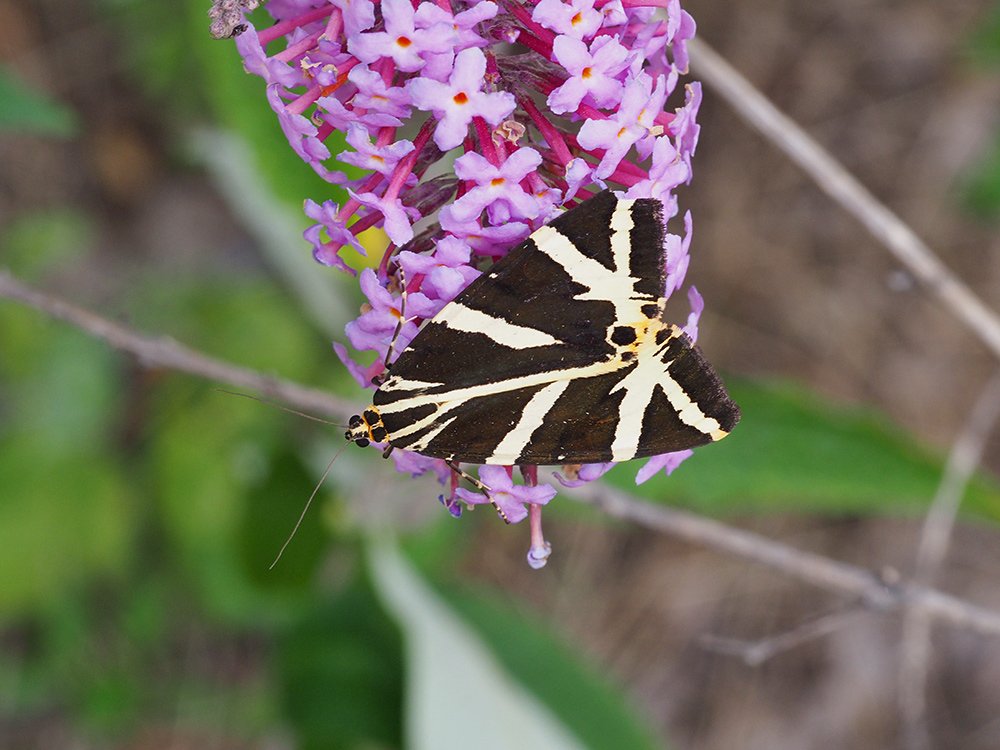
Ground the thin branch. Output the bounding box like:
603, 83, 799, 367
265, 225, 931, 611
688, 38, 1000, 362
0, 269, 356, 422
898, 373, 1000, 750
558, 476, 1000, 638
700, 607, 866, 666
6, 269, 1000, 638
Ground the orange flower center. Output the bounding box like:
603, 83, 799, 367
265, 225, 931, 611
581, 66, 593, 79
396, 36, 412, 48
490, 177, 505, 186
453, 91, 469, 105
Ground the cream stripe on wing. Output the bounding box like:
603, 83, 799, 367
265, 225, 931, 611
486, 380, 571, 464
609, 351, 661, 460
437, 302, 561, 349
609, 198, 635, 274
532, 225, 645, 322
377, 358, 624, 415
405, 415, 458, 453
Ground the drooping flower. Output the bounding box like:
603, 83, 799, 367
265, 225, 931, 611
227, 0, 714, 566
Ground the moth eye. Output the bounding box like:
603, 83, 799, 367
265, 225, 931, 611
349, 414, 363, 428
343, 431, 351, 440
356, 438, 370, 448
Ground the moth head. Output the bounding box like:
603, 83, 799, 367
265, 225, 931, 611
345, 407, 388, 449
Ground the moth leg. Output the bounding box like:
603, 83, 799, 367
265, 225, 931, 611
381, 266, 409, 373
382, 445, 394, 459
446, 460, 510, 525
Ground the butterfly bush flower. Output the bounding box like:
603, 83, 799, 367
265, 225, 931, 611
224, 0, 707, 566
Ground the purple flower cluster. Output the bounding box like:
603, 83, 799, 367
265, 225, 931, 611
232, 0, 705, 559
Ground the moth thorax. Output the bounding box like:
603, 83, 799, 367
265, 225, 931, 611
344, 406, 388, 448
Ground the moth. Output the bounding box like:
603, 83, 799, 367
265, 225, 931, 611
346, 190, 740, 466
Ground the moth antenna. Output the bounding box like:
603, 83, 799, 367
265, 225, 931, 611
215, 388, 345, 428
446, 460, 508, 524
269, 443, 347, 569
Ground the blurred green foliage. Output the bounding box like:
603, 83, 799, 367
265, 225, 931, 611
0, 67, 79, 137
961, 3, 1000, 219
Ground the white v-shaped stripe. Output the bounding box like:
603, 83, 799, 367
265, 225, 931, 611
437, 302, 561, 349
486, 380, 571, 464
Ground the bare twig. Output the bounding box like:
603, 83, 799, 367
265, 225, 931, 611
689, 39, 1000, 362
898, 374, 1000, 750
700, 607, 866, 666
558, 477, 1000, 638
0, 270, 356, 422
6, 269, 1000, 637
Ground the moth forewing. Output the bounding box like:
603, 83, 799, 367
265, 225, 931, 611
345, 191, 740, 466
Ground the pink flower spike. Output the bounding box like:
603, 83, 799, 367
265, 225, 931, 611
348, 188, 420, 246
670, 82, 703, 159
332, 0, 375, 36
347, 0, 453, 72
683, 285, 704, 342
333, 341, 383, 388
345, 269, 438, 357
339, 124, 415, 177
348, 64, 413, 120
526, 503, 552, 570
624, 134, 688, 200
303, 198, 367, 274
414, 1, 499, 51
398, 236, 481, 302
548, 35, 631, 114
455, 466, 557, 524
442, 148, 543, 225
440, 218, 531, 258
635, 449, 693, 485
554, 462, 616, 487
664, 210, 693, 297
532, 0, 603, 40
563, 158, 602, 203
577, 71, 667, 178
391, 450, 452, 484
406, 47, 516, 151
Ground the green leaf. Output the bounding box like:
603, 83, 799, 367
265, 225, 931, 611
0, 67, 78, 137
370, 540, 663, 750
277, 573, 405, 750
607, 380, 1000, 521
